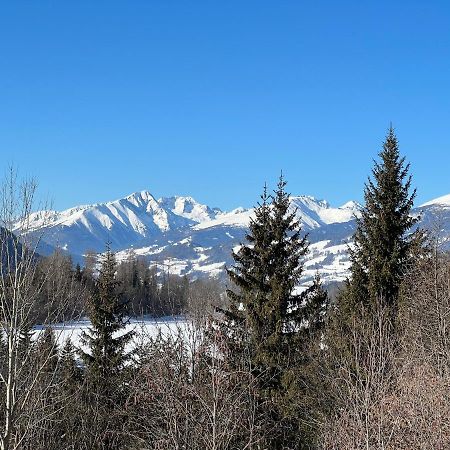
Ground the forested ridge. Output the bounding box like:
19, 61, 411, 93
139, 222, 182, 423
1, 129, 450, 449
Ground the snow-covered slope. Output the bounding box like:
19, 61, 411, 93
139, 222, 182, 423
420, 194, 450, 208
194, 196, 361, 232
15, 190, 450, 286
14, 191, 205, 255
158, 196, 220, 223
414, 194, 450, 248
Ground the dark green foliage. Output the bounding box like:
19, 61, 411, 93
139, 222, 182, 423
322, 128, 425, 448
80, 246, 134, 399
303, 274, 329, 338
226, 176, 328, 449
60, 338, 82, 392
54, 339, 86, 449
348, 127, 421, 315
116, 254, 189, 316
26, 248, 192, 324
77, 247, 135, 449
36, 327, 59, 375
17, 327, 64, 450
330, 128, 421, 365
116, 253, 157, 315
158, 272, 189, 315
18, 320, 34, 354
33, 251, 87, 323
74, 263, 83, 282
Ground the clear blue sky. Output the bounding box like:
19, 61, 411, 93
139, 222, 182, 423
1, 1, 450, 211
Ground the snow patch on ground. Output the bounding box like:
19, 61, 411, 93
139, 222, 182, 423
35, 316, 190, 356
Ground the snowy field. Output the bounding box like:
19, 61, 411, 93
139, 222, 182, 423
34, 316, 191, 354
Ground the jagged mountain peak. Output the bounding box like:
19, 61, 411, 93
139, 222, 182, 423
340, 200, 361, 210
124, 190, 158, 208
291, 195, 330, 209
158, 195, 219, 223
17, 190, 450, 286
194, 196, 360, 232
289, 195, 360, 228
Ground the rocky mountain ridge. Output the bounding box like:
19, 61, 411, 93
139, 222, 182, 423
14, 190, 450, 286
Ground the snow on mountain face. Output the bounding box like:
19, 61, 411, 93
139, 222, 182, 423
193, 196, 361, 232
194, 207, 254, 230
14, 190, 450, 286
158, 196, 219, 223
289, 196, 361, 228
420, 194, 450, 208
14, 191, 197, 256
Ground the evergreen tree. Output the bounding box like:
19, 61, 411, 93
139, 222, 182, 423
348, 126, 421, 316
18, 320, 34, 354
55, 338, 88, 449
60, 339, 82, 393
25, 328, 62, 447
74, 263, 83, 283
79, 246, 134, 401
323, 129, 424, 447
36, 327, 58, 375
226, 182, 272, 346
226, 176, 328, 449
302, 273, 329, 339
143, 264, 159, 314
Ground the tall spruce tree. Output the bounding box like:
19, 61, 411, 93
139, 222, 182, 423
226, 176, 328, 449
80, 246, 134, 400
227, 183, 273, 356
348, 126, 420, 316
324, 129, 423, 445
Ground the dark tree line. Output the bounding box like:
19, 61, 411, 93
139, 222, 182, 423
29, 249, 211, 325
114, 253, 191, 316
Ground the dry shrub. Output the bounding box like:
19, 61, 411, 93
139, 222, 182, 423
383, 364, 450, 449
322, 363, 450, 450
321, 247, 450, 450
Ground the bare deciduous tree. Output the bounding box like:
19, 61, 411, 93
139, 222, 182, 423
0, 169, 79, 450
321, 304, 397, 450
321, 236, 450, 449
127, 318, 263, 450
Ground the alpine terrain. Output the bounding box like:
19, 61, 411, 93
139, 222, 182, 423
13, 190, 450, 286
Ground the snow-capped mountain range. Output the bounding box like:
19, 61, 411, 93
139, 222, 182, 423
14, 190, 450, 286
